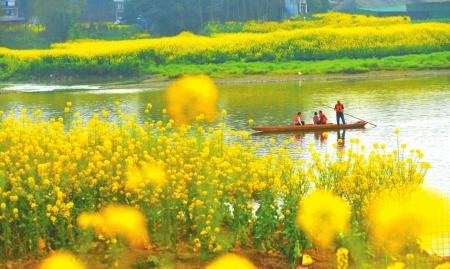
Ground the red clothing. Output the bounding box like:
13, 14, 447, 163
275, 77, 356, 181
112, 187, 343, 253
319, 113, 328, 124
313, 115, 320, 124
335, 103, 344, 113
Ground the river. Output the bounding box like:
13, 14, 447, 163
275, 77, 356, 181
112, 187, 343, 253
1, 75, 449, 192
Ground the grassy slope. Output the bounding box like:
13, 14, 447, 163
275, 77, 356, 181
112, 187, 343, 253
1, 51, 449, 81
145, 51, 450, 78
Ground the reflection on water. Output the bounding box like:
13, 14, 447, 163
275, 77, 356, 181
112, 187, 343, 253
337, 129, 346, 148
1, 76, 449, 191
1, 84, 101, 92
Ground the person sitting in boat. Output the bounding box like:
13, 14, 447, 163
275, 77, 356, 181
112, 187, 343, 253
313, 112, 320, 125
293, 112, 306, 126
318, 110, 328, 124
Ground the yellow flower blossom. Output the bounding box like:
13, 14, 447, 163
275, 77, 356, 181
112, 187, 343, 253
39, 251, 85, 269
167, 75, 218, 125
302, 254, 314, 266
77, 205, 149, 249
435, 262, 450, 269
297, 190, 351, 248
125, 162, 166, 191
386, 262, 405, 269
368, 188, 450, 254
206, 254, 256, 269
336, 247, 349, 269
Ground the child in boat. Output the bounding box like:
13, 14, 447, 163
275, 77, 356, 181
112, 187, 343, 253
293, 112, 305, 126
318, 110, 328, 124
313, 112, 320, 124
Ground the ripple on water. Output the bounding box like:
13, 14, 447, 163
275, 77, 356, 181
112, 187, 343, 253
1, 84, 101, 93
70, 88, 160, 95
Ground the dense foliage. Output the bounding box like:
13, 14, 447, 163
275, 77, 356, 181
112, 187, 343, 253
0, 24, 49, 49
0, 75, 449, 268
0, 23, 147, 49
14, 0, 290, 41
124, 0, 286, 36
0, 100, 446, 268
67, 23, 149, 41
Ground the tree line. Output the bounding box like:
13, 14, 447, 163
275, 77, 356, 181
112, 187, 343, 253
11, 0, 330, 42
124, 0, 287, 35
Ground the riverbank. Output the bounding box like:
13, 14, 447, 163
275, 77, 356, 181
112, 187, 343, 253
143, 51, 450, 79
1, 51, 449, 87
0, 17, 449, 82
98, 68, 450, 90
1, 66, 449, 94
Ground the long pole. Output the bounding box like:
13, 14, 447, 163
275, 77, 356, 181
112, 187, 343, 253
322, 104, 377, 127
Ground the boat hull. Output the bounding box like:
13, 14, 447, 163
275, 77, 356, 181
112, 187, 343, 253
253, 121, 367, 133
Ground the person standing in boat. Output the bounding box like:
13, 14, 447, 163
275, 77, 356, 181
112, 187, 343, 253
313, 112, 320, 124
318, 110, 328, 124
334, 100, 346, 125
293, 112, 305, 126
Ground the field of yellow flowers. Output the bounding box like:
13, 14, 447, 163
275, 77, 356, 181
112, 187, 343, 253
203, 12, 413, 33
1, 75, 449, 269
0, 13, 449, 80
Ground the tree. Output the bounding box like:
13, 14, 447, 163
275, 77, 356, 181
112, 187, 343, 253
16, 0, 32, 20
307, 0, 330, 13
125, 0, 286, 36
31, 0, 85, 42
82, 0, 115, 23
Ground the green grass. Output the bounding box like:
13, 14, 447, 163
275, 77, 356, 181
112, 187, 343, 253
144, 51, 450, 78
1, 51, 448, 81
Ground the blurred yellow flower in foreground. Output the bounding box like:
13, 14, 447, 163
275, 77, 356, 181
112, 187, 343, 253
435, 262, 450, 269
368, 188, 450, 254
206, 254, 256, 269
126, 162, 166, 191
77, 205, 149, 249
297, 190, 351, 248
39, 251, 85, 269
167, 75, 218, 125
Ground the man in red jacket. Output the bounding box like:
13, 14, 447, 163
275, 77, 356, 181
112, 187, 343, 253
334, 100, 346, 125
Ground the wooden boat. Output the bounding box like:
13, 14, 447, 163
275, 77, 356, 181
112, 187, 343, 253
253, 121, 367, 133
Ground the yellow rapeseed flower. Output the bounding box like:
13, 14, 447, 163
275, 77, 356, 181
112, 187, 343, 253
39, 251, 85, 269
206, 254, 256, 269
302, 254, 314, 266
435, 262, 450, 269
386, 262, 405, 269
336, 247, 349, 269
166, 75, 218, 125
77, 205, 149, 249
125, 162, 166, 191
368, 188, 450, 254
296, 190, 351, 248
